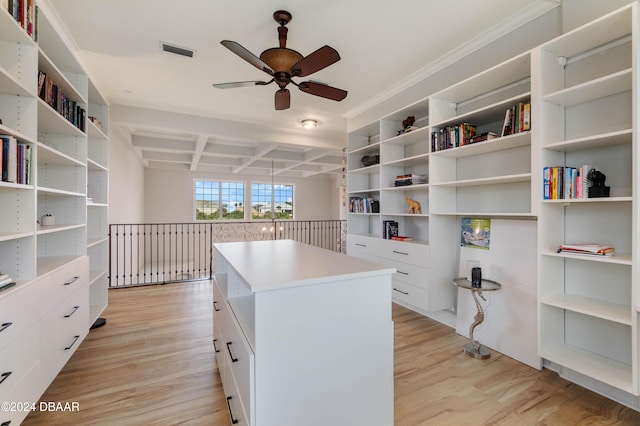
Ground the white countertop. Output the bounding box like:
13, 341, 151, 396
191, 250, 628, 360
214, 240, 395, 292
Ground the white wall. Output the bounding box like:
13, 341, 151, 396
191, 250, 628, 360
108, 127, 145, 223
143, 168, 338, 223
562, 0, 635, 32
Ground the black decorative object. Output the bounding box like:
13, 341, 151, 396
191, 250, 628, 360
588, 168, 610, 198
360, 154, 379, 167
471, 267, 482, 288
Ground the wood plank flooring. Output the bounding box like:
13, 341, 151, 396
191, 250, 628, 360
23, 280, 640, 425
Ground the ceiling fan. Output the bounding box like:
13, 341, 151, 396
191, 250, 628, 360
212, 10, 347, 111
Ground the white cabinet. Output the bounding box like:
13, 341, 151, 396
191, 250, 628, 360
213, 240, 394, 426
0, 2, 108, 423
535, 4, 639, 397
0, 255, 89, 425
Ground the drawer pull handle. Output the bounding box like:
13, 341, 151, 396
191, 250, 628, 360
64, 306, 80, 318
392, 250, 409, 256
393, 288, 409, 295
226, 396, 239, 424
0, 322, 12, 333
355, 243, 366, 247
226, 342, 238, 362
213, 339, 220, 353
0, 371, 11, 385
63, 276, 80, 286
65, 335, 80, 350
397, 271, 409, 275
213, 301, 221, 312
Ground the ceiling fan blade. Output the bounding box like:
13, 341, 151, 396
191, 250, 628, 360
221, 40, 274, 75
298, 81, 347, 101
275, 89, 290, 110
291, 45, 341, 77
212, 80, 273, 89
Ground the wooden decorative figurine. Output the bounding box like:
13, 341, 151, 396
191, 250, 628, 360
405, 196, 421, 214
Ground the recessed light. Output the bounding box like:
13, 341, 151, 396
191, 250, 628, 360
301, 119, 317, 129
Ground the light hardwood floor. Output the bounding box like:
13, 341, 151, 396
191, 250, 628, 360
23, 280, 640, 425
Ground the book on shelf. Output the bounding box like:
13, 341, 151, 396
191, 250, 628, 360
557, 243, 615, 256
391, 235, 412, 241
394, 173, 427, 186
1, 135, 31, 185
3, 0, 36, 39
501, 101, 531, 136
349, 196, 378, 214
431, 122, 476, 152
382, 220, 399, 239
38, 70, 87, 132
543, 165, 594, 200
467, 132, 499, 144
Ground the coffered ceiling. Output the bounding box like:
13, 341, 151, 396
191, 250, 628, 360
42, 0, 560, 178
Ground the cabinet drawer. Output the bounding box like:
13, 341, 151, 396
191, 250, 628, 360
218, 306, 254, 420
219, 353, 250, 426
41, 284, 89, 380
40, 256, 89, 314
392, 280, 431, 312
379, 240, 429, 266
378, 258, 429, 290
347, 234, 379, 257
0, 323, 39, 400
0, 282, 40, 352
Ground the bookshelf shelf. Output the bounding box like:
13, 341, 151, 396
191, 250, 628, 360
544, 129, 632, 152
37, 99, 86, 136
540, 343, 633, 394
433, 173, 531, 188
541, 294, 631, 325
541, 250, 632, 265
381, 183, 429, 192
542, 68, 631, 107
0, 231, 34, 242
382, 126, 430, 146
0, 64, 34, 97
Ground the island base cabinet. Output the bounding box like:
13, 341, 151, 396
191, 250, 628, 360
253, 278, 394, 426
213, 240, 395, 426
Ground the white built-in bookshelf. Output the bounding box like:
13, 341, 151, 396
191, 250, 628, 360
0, 2, 109, 423
536, 4, 637, 399
347, 2, 639, 409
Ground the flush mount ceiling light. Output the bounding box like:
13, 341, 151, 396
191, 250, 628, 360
301, 119, 317, 129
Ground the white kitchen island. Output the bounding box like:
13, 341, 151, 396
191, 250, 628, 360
212, 240, 395, 426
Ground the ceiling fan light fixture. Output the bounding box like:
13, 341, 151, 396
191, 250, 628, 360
301, 119, 318, 129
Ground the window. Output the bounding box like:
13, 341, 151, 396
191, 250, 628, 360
251, 183, 293, 219
195, 180, 244, 221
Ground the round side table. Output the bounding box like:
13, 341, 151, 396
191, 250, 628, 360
453, 277, 501, 359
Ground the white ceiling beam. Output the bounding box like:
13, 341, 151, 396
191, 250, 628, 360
141, 151, 193, 163
132, 135, 196, 152
190, 134, 208, 171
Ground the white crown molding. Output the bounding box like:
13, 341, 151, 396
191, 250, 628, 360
344, 0, 561, 120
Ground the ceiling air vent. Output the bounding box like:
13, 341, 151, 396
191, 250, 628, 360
161, 42, 195, 58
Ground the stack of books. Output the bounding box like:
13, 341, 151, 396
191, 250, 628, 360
557, 243, 615, 256
394, 174, 427, 187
